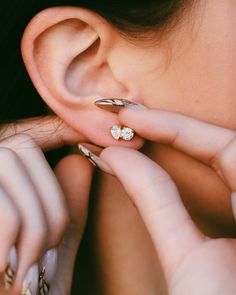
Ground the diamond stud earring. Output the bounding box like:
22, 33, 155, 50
111, 125, 134, 141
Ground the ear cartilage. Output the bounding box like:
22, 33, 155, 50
111, 125, 134, 141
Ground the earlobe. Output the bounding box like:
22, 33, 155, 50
21, 7, 141, 148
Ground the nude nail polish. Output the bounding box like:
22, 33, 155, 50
78, 144, 113, 175
22, 264, 38, 295
94, 98, 145, 113
38, 249, 57, 294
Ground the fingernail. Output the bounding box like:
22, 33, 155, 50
22, 264, 38, 295
78, 144, 113, 175
38, 249, 57, 294
94, 98, 146, 113
5, 246, 17, 290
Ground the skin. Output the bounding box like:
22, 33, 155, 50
1, 0, 235, 294
97, 108, 236, 294
76, 1, 236, 294
105, 0, 236, 232
0, 118, 93, 294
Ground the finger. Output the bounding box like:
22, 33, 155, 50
100, 147, 205, 279
50, 154, 93, 294
0, 147, 47, 290
0, 115, 85, 150
0, 133, 69, 249
119, 108, 236, 165
120, 107, 236, 194
0, 188, 20, 271
54, 155, 93, 228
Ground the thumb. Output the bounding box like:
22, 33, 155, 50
50, 154, 93, 294
100, 147, 205, 279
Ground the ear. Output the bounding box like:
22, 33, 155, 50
21, 6, 140, 147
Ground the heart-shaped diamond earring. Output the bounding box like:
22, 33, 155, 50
111, 125, 134, 141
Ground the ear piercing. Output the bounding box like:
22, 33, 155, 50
111, 125, 134, 141
95, 98, 139, 141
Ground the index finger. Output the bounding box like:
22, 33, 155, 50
119, 108, 236, 165
0, 115, 86, 150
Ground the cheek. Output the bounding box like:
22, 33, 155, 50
137, 49, 236, 130
129, 5, 236, 130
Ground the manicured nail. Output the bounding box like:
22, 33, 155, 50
22, 264, 38, 295
95, 98, 146, 113
38, 249, 57, 294
5, 246, 17, 290
78, 144, 113, 175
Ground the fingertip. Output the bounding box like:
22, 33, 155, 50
130, 136, 145, 149
54, 154, 93, 228
118, 107, 145, 125
55, 154, 94, 181
100, 146, 128, 162
101, 131, 144, 150
13, 263, 38, 295
100, 146, 144, 163
100, 147, 149, 179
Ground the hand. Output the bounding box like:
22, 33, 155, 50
0, 115, 91, 294
97, 108, 236, 294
